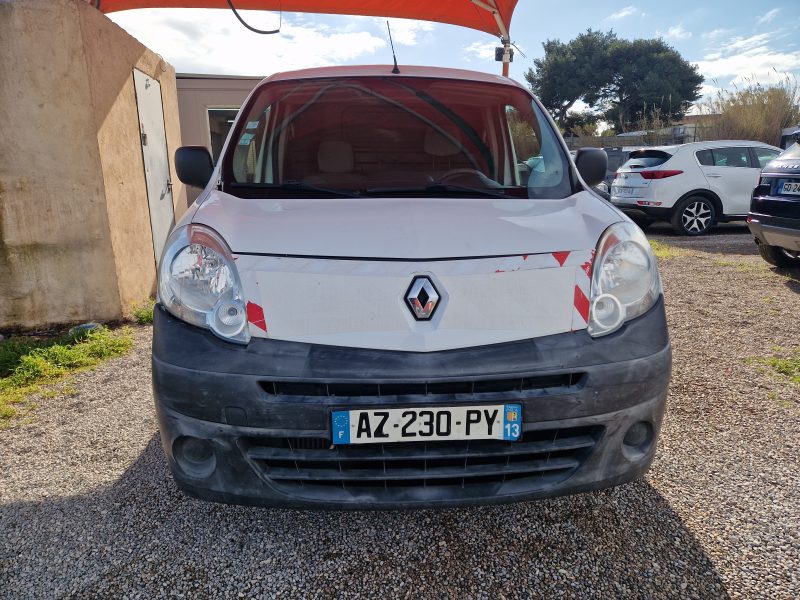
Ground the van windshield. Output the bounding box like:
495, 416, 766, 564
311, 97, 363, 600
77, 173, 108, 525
221, 76, 573, 200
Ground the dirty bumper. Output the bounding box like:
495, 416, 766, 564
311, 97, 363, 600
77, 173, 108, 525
152, 301, 671, 509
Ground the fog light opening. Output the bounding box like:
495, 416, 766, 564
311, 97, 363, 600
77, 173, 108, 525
591, 294, 624, 331
173, 436, 217, 479
622, 421, 654, 461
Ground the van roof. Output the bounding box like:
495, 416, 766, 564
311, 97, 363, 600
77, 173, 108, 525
259, 65, 526, 89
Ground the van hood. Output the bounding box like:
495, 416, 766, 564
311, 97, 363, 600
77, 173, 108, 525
192, 190, 620, 259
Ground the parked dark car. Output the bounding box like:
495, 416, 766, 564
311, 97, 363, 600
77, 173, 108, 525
748, 139, 800, 268
603, 148, 630, 190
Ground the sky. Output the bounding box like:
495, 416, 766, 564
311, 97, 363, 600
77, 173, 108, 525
108, 1, 800, 109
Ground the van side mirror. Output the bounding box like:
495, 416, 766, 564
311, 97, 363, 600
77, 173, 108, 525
574, 148, 608, 188
175, 146, 214, 189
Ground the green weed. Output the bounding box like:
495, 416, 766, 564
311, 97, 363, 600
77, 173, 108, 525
649, 240, 686, 260
749, 348, 800, 386
131, 299, 156, 325
0, 326, 133, 427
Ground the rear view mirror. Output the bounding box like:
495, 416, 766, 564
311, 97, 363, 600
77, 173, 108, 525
574, 148, 608, 188
175, 146, 214, 189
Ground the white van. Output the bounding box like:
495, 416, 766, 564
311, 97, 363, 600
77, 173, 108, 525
154, 65, 671, 509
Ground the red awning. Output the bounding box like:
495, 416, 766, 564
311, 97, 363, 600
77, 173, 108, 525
92, 0, 518, 38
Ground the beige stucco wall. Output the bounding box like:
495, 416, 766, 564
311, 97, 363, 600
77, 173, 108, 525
79, 1, 187, 312
0, 0, 186, 328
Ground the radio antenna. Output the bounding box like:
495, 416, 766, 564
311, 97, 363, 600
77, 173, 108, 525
386, 21, 401, 74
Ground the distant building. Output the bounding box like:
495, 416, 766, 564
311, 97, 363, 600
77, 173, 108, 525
176, 74, 264, 203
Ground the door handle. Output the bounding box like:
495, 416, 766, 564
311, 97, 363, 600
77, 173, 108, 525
706, 173, 722, 178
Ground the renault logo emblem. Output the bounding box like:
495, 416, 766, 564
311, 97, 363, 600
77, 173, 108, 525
405, 276, 440, 321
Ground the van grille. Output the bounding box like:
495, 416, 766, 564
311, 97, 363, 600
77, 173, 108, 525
241, 425, 602, 502
258, 373, 584, 398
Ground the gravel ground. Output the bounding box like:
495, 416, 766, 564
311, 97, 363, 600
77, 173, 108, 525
1, 224, 798, 599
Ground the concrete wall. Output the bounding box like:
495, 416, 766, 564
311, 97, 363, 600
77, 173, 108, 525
0, 0, 187, 329
176, 75, 262, 204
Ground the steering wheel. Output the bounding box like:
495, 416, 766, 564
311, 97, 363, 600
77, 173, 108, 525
435, 169, 503, 188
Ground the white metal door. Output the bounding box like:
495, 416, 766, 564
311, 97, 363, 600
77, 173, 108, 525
133, 69, 174, 264
699, 146, 760, 216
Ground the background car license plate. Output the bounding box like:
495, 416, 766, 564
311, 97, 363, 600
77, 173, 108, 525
331, 404, 522, 445
611, 186, 634, 197
780, 180, 800, 195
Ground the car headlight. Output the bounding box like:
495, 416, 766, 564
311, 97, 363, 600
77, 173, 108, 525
157, 224, 250, 344
588, 222, 661, 337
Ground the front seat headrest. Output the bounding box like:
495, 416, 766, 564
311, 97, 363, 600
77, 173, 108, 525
318, 141, 354, 173
424, 128, 461, 157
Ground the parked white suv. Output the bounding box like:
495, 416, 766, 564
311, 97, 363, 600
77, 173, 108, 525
157, 66, 671, 509
611, 141, 781, 235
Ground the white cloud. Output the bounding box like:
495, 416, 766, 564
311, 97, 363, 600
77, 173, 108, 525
702, 28, 734, 40
463, 41, 498, 62
378, 18, 435, 46
605, 6, 638, 20
108, 9, 387, 75
725, 32, 773, 52
657, 25, 692, 41
568, 100, 590, 114
694, 32, 800, 86
757, 8, 780, 25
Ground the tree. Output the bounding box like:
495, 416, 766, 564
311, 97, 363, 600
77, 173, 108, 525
560, 111, 599, 137
525, 30, 616, 126
525, 32, 703, 133
590, 39, 704, 132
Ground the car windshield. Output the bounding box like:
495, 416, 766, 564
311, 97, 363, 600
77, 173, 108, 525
222, 76, 573, 200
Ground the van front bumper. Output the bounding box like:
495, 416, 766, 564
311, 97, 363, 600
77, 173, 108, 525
152, 300, 671, 509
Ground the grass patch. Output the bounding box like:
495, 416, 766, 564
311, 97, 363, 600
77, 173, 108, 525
711, 258, 769, 273
748, 347, 800, 386
0, 326, 133, 427
649, 240, 686, 260
131, 298, 156, 325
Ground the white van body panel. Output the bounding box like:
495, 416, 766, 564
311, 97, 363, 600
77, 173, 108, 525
193, 189, 618, 258
192, 189, 614, 351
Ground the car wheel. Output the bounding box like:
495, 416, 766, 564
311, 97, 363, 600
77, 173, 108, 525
671, 196, 715, 236
757, 242, 800, 268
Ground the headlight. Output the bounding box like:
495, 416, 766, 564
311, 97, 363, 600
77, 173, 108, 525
157, 224, 250, 344
588, 222, 661, 337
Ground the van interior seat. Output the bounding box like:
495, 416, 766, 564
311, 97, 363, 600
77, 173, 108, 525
424, 128, 461, 157
303, 140, 365, 188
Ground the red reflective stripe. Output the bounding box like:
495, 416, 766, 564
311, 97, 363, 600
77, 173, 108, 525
246, 301, 268, 331
574, 285, 590, 322
552, 251, 570, 266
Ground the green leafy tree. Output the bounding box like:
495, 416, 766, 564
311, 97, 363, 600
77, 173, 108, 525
524, 29, 616, 126
590, 38, 704, 132
560, 110, 599, 137
526, 32, 703, 133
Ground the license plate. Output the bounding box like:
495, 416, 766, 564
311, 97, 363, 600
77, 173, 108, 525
611, 186, 635, 197
331, 404, 522, 445
780, 180, 800, 195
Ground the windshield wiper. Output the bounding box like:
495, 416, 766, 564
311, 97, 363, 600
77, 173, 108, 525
365, 184, 513, 199
230, 181, 361, 198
